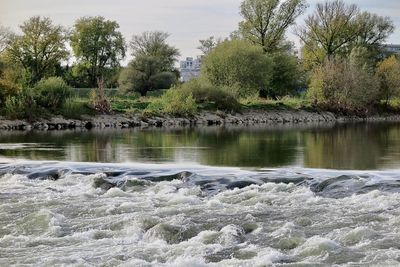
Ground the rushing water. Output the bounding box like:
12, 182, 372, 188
2, 123, 400, 266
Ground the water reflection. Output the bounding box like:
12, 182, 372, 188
2, 123, 400, 170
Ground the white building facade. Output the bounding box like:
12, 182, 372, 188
179, 57, 202, 82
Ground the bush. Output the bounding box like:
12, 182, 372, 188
118, 57, 178, 96
308, 59, 379, 113
266, 52, 305, 98
376, 55, 400, 104
178, 78, 241, 111
202, 40, 273, 97
34, 77, 72, 110
0, 78, 21, 105
60, 97, 95, 119
3, 89, 38, 119
89, 78, 111, 114
146, 89, 197, 116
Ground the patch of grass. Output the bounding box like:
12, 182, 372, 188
385, 98, 400, 110
60, 97, 96, 119
146, 89, 168, 97
146, 89, 197, 116
174, 79, 241, 112
240, 95, 312, 111
110, 95, 152, 113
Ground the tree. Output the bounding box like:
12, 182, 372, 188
130, 31, 179, 69
71, 16, 126, 87
0, 26, 12, 54
296, 0, 394, 63
267, 52, 304, 98
119, 57, 177, 96
33, 77, 72, 110
239, 0, 307, 53
202, 40, 274, 97
308, 58, 379, 113
119, 31, 180, 96
197, 36, 222, 55
376, 56, 400, 104
355, 12, 394, 49
349, 46, 375, 70
7, 16, 69, 86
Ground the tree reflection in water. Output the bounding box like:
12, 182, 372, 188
2, 122, 400, 170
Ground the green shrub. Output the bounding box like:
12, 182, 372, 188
146, 89, 197, 116
34, 77, 72, 110
60, 97, 95, 119
178, 78, 241, 111
308, 59, 379, 113
3, 89, 38, 119
0, 78, 21, 105
88, 78, 111, 114
266, 52, 305, 98
202, 40, 273, 97
376, 55, 400, 104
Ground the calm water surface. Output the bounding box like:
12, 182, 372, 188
1, 122, 400, 169
2, 123, 400, 266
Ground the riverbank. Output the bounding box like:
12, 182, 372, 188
2, 109, 400, 131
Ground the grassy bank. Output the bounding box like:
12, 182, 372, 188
58, 91, 399, 119
3, 85, 400, 121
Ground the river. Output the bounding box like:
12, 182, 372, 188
1, 123, 400, 266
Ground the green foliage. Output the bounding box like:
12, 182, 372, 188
197, 36, 223, 55
3, 89, 38, 120
119, 58, 177, 96
0, 26, 12, 53
0, 77, 20, 105
111, 99, 149, 113
34, 77, 72, 110
239, 0, 307, 53
349, 46, 375, 70
266, 52, 304, 98
120, 31, 180, 96
146, 89, 197, 116
6, 16, 69, 86
241, 95, 311, 110
297, 0, 394, 63
376, 56, 400, 103
308, 58, 379, 113
130, 31, 180, 67
202, 40, 274, 97
178, 78, 241, 111
88, 78, 111, 114
60, 97, 95, 119
71, 16, 126, 87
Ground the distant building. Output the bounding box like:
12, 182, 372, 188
179, 57, 202, 82
382, 44, 400, 55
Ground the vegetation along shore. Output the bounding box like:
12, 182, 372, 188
1, 0, 400, 130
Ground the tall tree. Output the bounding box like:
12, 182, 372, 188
0, 26, 12, 54
197, 36, 223, 56
119, 31, 180, 96
7, 16, 69, 86
202, 40, 274, 97
239, 0, 307, 53
296, 0, 394, 63
355, 12, 394, 49
130, 31, 179, 68
71, 16, 126, 87
376, 56, 400, 104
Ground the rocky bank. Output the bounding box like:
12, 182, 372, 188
1, 109, 400, 131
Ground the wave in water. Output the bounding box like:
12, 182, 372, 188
1, 161, 400, 266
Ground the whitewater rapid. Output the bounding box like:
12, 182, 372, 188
1, 162, 400, 266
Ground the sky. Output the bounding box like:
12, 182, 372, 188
0, 0, 399, 65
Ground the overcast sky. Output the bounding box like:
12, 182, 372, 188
0, 0, 399, 65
